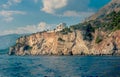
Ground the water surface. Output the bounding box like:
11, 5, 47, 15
0, 55, 120, 77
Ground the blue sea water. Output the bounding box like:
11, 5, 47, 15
0, 55, 120, 77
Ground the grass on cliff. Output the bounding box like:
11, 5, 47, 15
105, 11, 120, 31
95, 36, 103, 44
92, 11, 120, 31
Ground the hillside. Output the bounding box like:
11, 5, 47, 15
0, 34, 26, 54
9, 0, 120, 56
0, 34, 23, 50
87, 0, 120, 21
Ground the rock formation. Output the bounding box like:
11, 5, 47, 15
9, 31, 88, 55
9, 0, 120, 56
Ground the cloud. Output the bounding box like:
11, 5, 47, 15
63, 11, 81, 17
1, 0, 22, 9
41, 0, 95, 18
3, 17, 13, 22
62, 11, 94, 17
41, 0, 68, 14
1, 22, 56, 35
0, 10, 26, 22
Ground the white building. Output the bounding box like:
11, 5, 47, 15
55, 23, 67, 32
47, 23, 67, 33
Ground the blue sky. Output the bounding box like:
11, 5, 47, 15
0, 0, 110, 35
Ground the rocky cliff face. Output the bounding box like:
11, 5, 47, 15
9, 30, 120, 56
91, 30, 120, 55
9, 31, 89, 55
9, 0, 120, 56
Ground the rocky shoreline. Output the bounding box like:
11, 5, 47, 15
9, 30, 120, 56
9, 0, 120, 56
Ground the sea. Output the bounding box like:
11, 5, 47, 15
0, 54, 120, 77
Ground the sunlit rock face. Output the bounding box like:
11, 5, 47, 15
9, 30, 120, 56
9, 31, 88, 55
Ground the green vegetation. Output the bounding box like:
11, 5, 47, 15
60, 27, 72, 34
82, 23, 95, 41
95, 36, 103, 44
70, 23, 85, 30
105, 11, 120, 31
61, 11, 120, 41
113, 23, 120, 31
93, 11, 120, 31
70, 23, 95, 41
58, 37, 65, 42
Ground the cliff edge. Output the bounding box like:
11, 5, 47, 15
9, 0, 120, 56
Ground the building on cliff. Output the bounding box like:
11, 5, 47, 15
55, 23, 67, 32
48, 23, 67, 33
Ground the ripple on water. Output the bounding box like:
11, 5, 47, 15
0, 55, 120, 77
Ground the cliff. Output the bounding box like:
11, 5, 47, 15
9, 29, 120, 56
9, 31, 88, 55
9, 0, 120, 56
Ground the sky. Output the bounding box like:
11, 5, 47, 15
0, 0, 111, 36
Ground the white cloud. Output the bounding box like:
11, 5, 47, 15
41, 0, 68, 14
63, 11, 81, 17
3, 17, 13, 22
1, 0, 22, 9
38, 22, 47, 30
41, 0, 95, 18
0, 10, 26, 22
0, 10, 26, 17
62, 11, 94, 17
1, 22, 56, 35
